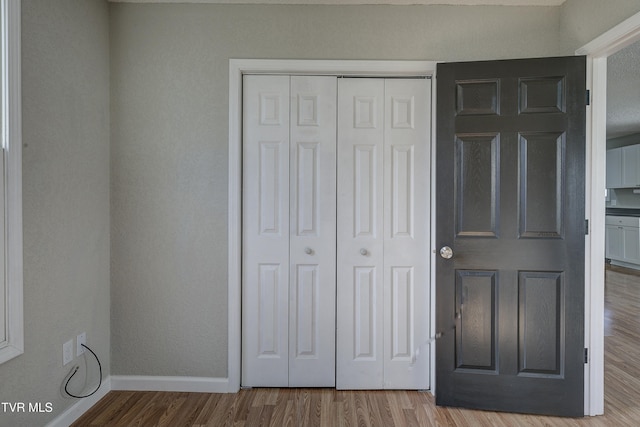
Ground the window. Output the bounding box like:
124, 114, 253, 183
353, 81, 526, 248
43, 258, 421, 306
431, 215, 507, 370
0, 0, 22, 365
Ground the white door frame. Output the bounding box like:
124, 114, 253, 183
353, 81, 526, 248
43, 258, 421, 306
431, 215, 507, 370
578, 10, 640, 417
228, 59, 438, 392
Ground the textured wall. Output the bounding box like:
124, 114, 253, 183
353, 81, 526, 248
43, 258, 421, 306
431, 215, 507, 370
109, 3, 563, 378
0, 1, 111, 426
560, 0, 640, 52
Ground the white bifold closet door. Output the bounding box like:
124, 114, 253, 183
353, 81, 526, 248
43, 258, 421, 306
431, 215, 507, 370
336, 78, 431, 389
242, 75, 337, 387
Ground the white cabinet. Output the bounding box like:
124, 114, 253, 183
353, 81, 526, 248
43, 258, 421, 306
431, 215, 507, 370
607, 145, 640, 188
606, 147, 622, 188
606, 216, 640, 265
622, 145, 640, 187
605, 224, 623, 260
624, 226, 640, 262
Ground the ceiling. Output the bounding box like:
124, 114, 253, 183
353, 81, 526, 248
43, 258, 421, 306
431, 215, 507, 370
109, 0, 566, 4
607, 40, 640, 139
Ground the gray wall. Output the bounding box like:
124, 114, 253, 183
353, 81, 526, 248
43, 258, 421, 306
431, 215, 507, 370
109, 3, 565, 378
560, 0, 640, 52
0, 1, 111, 426
109, 1, 640, 379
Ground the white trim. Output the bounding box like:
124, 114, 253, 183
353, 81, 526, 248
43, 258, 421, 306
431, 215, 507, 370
44, 377, 112, 427
429, 65, 439, 395
577, 11, 640, 57
608, 260, 640, 270
230, 59, 437, 77
0, 0, 22, 365
578, 10, 640, 417
108, 0, 567, 5
110, 375, 231, 393
228, 59, 437, 392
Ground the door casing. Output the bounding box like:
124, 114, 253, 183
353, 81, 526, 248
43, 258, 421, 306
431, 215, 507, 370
576, 9, 640, 416
229, 59, 438, 393
227, 58, 599, 415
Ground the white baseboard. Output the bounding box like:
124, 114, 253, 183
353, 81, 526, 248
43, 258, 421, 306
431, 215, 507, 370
45, 376, 112, 427
610, 260, 640, 270
110, 375, 232, 393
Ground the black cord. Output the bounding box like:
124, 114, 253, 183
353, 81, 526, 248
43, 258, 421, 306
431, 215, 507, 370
64, 343, 102, 399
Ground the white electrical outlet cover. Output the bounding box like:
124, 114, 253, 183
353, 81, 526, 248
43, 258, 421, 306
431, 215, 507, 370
63, 340, 73, 366
77, 332, 86, 356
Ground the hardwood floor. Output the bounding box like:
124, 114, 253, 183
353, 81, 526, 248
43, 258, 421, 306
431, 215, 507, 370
72, 267, 640, 427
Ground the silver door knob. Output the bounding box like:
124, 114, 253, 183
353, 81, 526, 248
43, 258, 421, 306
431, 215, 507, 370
304, 247, 313, 255
440, 246, 453, 259
360, 248, 368, 256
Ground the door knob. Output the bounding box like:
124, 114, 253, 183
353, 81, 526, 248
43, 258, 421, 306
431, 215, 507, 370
440, 246, 453, 259
304, 247, 313, 255
360, 248, 368, 256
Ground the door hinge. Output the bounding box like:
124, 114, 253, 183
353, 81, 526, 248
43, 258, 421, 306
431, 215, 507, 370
586, 90, 591, 106
584, 348, 589, 364
585, 219, 589, 235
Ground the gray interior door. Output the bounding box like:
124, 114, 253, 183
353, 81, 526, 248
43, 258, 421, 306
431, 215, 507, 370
435, 56, 586, 417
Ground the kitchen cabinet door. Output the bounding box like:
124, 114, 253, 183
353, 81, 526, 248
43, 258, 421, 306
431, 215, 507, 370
622, 145, 640, 187
623, 227, 640, 264
606, 147, 622, 188
606, 224, 624, 260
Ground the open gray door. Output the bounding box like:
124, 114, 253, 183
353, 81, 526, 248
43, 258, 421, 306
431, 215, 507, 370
435, 56, 586, 417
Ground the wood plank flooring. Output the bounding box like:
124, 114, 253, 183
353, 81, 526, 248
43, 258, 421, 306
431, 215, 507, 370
72, 267, 640, 427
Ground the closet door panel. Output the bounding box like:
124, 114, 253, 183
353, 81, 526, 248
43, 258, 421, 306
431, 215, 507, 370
242, 75, 290, 387
337, 78, 385, 389
289, 76, 337, 387
243, 75, 432, 390
383, 79, 431, 389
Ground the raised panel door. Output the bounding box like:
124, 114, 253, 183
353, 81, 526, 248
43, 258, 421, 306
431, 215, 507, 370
243, 75, 337, 387
436, 57, 585, 416
242, 75, 291, 386
337, 78, 385, 389
337, 78, 431, 390
244, 75, 431, 390
383, 79, 430, 389
288, 76, 337, 386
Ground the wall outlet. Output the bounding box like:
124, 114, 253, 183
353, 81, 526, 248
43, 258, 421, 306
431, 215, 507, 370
63, 340, 73, 366
77, 332, 86, 356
